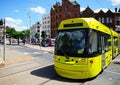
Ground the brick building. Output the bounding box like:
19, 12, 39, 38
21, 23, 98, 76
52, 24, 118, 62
50, 0, 80, 38
81, 6, 120, 30
115, 8, 120, 32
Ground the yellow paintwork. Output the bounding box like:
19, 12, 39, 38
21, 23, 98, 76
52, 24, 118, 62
54, 55, 102, 79
111, 30, 119, 58
58, 18, 111, 35
54, 18, 119, 79
118, 34, 120, 53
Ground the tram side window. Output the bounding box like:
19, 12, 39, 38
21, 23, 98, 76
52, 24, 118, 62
114, 37, 118, 47
104, 35, 111, 51
88, 30, 98, 56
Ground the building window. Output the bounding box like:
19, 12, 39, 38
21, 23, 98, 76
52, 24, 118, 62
110, 17, 113, 23
37, 30, 40, 32
74, 13, 78, 18
65, 5, 70, 10
102, 17, 104, 23
59, 7, 62, 12
106, 17, 109, 23
65, 13, 70, 18
98, 17, 101, 22
37, 26, 40, 28
74, 5, 78, 10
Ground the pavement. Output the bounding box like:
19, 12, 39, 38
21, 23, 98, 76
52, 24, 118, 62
0, 44, 54, 67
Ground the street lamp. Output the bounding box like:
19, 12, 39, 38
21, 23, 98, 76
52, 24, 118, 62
0, 19, 6, 66
3, 19, 6, 61
27, 12, 32, 45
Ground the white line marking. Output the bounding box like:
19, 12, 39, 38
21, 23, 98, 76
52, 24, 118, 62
105, 70, 120, 75
43, 52, 49, 53
33, 52, 41, 54
24, 52, 30, 55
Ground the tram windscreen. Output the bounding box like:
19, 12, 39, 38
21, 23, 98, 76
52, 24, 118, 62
55, 29, 88, 57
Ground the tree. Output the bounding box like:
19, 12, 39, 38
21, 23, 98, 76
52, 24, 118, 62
6, 28, 16, 44
13, 31, 22, 45
6, 28, 16, 37
21, 29, 30, 45
22, 29, 30, 39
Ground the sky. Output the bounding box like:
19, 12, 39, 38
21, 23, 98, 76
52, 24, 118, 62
0, 0, 120, 31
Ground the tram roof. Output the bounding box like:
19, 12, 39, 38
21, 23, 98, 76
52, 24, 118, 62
58, 18, 111, 35
111, 30, 118, 37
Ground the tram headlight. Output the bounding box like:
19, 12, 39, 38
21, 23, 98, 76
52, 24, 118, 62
90, 59, 94, 64
78, 58, 85, 62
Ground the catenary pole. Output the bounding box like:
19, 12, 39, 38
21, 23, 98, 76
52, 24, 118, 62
3, 19, 6, 61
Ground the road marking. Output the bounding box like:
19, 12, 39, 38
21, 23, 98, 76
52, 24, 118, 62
108, 78, 112, 81
33, 52, 41, 54
24, 52, 30, 55
43, 52, 48, 53
105, 70, 120, 75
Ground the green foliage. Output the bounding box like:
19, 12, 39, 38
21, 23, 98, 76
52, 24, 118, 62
6, 28, 16, 38
35, 33, 39, 40
6, 27, 30, 45
21, 29, 30, 40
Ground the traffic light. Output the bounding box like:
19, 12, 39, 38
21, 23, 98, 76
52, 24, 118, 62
0, 19, 3, 25
41, 31, 46, 38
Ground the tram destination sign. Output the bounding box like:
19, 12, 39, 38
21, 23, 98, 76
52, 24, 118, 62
64, 23, 83, 28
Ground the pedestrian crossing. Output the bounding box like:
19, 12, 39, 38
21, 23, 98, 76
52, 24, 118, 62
23, 51, 49, 55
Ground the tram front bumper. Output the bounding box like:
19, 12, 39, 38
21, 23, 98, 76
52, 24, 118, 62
54, 66, 88, 79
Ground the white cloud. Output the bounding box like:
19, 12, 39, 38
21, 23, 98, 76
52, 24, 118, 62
81, 7, 86, 12
81, 7, 114, 13
111, 0, 120, 6
5, 17, 27, 31
94, 8, 109, 13
30, 6, 46, 14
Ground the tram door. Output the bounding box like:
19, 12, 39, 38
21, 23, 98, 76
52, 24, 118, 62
101, 36, 106, 68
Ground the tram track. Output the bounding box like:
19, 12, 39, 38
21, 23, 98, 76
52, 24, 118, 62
0, 60, 41, 78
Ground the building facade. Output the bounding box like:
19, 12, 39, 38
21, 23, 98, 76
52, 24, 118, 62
115, 8, 120, 32
50, 0, 80, 38
42, 14, 51, 38
30, 21, 42, 44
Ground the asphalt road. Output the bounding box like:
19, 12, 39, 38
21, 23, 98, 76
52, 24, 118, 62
12, 45, 54, 65
0, 45, 120, 85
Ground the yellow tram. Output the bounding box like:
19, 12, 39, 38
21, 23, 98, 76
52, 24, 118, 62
54, 18, 119, 79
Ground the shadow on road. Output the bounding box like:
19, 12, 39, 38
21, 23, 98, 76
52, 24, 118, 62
31, 65, 96, 83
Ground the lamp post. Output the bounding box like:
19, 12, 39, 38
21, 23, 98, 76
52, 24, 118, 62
27, 12, 31, 45
3, 19, 6, 61
0, 19, 5, 66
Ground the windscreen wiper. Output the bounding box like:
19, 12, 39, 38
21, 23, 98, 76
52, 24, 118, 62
60, 47, 69, 59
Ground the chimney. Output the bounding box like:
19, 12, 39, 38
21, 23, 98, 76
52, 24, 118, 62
62, 0, 68, 4
115, 8, 117, 12
118, 8, 120, 12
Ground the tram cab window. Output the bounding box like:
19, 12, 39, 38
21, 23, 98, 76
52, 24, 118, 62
88, 30, 98, 55
55, 29, 86, 57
